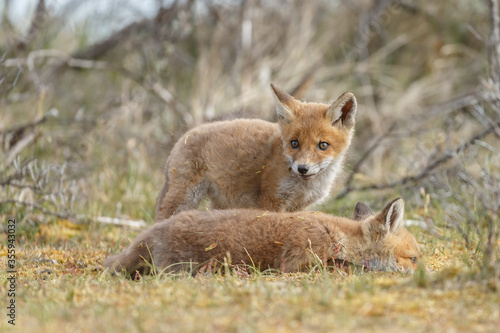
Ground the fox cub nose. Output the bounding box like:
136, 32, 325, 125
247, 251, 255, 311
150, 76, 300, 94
297, 165, 309, 175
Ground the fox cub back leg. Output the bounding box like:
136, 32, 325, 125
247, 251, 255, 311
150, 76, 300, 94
155, 158, 209, 221
156, 181, 208, 220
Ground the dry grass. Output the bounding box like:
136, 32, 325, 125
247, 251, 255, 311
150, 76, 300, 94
0, 221, 499, 332
1, 0, 500, 332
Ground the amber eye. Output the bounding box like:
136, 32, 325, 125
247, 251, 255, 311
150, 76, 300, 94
410, 257, 418, 264
318, 142, 329, 151
291, 140, 299, 149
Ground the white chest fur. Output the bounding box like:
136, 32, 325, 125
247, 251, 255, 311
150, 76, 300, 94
277, 155, 344, 210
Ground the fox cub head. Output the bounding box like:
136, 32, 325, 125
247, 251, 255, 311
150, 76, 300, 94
271, 83, 357, 180
354, 198, 423, 273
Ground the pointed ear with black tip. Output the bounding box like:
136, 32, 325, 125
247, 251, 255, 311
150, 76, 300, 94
353, 202, 374, 221
380, 198, 404, 234
270, 83, 296, 123
326, 91, 357, 130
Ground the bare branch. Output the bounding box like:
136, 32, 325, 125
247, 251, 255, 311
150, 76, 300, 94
336, 122, 397, 199
335, 119, 500, 199
23, 49, 107, 90
95, 216, 147, 229
289, 64, 320, 100
5, 51, 191, 126
71, 3, 182, 60
0, 199, 72, 220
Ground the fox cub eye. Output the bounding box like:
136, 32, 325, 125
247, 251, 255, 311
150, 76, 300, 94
290, 140, 299, 149
410, 257, 418, 264
318, 142, 329, 150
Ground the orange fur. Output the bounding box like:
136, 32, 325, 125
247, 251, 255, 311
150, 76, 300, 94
105, 198, 422, 275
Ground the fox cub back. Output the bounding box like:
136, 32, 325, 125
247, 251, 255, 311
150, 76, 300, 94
155, 84, 357, 221
105, 198, 422, 275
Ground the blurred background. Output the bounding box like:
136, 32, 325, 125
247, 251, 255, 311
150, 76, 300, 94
0, 0, 499, 265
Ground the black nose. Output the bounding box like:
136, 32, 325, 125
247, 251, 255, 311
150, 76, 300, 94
297, 165, 309, 175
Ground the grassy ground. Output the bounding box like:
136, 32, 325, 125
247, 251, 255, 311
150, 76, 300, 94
1, 205, 499, 333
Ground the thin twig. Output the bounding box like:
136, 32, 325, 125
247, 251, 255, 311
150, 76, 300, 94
289, 63, 321, 99
5, 52, 191, 126
0, 182, 38, 190
336, 88, 495, 199
0, 113, 49, 135
71, 3, 182, 60
0, 199, 72, 219
0, 158, 35, 186
337, 121, 397, 199
4, 132, 37, 166
15, 0, 47, 51
116, 67, 192, 126
0, 173, 23, 187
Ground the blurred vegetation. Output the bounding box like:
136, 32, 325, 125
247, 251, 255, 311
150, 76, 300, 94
0, 0, 500, 331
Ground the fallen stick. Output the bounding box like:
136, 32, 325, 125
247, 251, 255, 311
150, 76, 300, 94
96, 216, 147, 229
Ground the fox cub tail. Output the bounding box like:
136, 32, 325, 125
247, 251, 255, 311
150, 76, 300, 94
103, 233, 154, 276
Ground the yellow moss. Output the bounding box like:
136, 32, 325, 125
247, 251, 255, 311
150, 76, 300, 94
37, 219, 85, 241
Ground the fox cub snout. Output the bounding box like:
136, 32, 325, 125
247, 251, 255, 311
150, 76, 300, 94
155, 84, 357, 221
104, 198, 422, 276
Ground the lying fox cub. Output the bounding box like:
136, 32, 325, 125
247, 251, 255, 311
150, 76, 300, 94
104, 198, 422, 275
155, 84, 357, 221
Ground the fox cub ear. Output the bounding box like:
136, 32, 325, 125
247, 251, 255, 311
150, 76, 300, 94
353, 201, 374, 221
366, 198, 404, 240
380, 198, 404, 234
326, 91, 357, 130
270, 83, 296, 122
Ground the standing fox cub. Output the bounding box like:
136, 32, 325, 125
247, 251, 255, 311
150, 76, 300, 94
105, 198, 423, 275
155, 84, 357, 221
